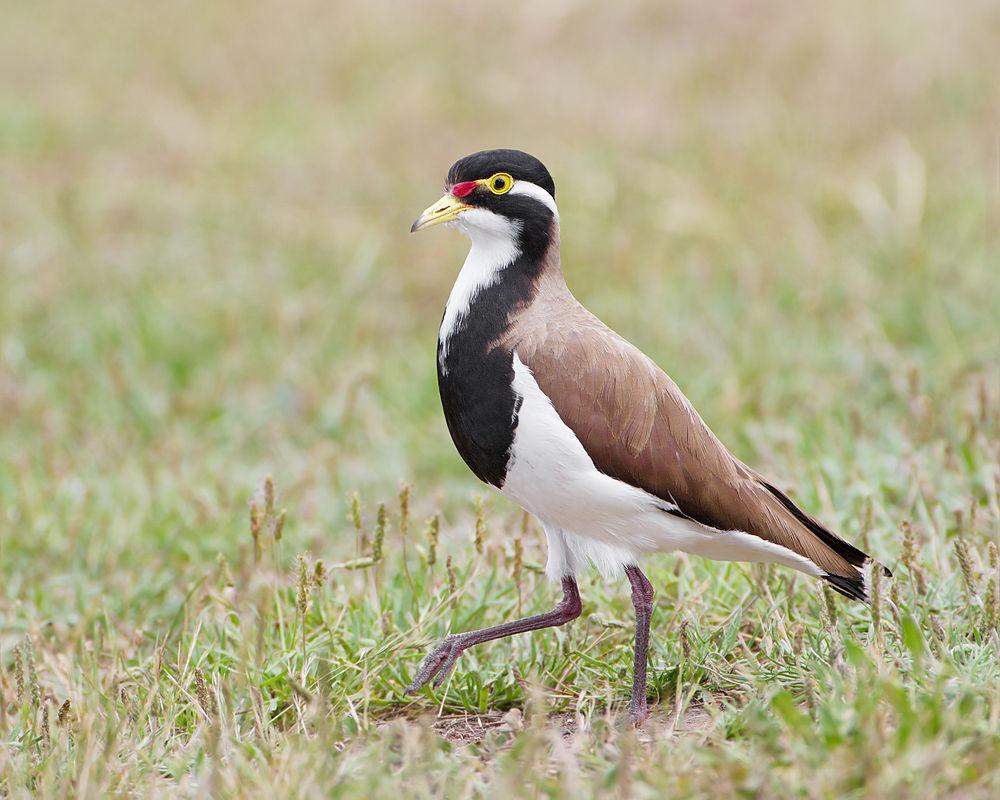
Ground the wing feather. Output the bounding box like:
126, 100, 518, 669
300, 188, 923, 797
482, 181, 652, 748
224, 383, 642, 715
509, 297, 873, 580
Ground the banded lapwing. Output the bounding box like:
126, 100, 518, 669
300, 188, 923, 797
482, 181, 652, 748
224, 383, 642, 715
407, 149, 889, 725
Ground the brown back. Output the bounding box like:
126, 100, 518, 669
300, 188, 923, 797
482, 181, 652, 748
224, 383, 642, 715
504, 278, 865, 579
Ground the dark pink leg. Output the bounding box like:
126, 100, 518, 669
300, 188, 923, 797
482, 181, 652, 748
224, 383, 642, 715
625, 564, 655, 726
406, 576, 582, 693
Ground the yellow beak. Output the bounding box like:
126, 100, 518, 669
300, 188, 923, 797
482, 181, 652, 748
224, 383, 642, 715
410, 193, 470, 233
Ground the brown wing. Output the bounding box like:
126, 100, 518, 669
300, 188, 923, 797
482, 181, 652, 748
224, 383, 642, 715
508, 295, 871, 583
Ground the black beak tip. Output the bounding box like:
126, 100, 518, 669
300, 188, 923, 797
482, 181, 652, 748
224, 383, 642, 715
409, 220, 420, 233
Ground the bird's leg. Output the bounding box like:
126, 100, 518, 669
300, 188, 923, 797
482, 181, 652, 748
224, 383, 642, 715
624, 564, 655, 726
406, 576, 582, 693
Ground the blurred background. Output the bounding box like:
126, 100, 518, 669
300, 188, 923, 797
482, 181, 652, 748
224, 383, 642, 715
1, 0, 997, 587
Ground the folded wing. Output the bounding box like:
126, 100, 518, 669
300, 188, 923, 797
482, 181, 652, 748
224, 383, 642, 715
511, 301, 882, 598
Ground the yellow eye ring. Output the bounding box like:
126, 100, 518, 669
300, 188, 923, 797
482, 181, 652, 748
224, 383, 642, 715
483, 172, 514, 195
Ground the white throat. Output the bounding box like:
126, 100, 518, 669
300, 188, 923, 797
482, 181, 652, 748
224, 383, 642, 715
438, 208, 521, 366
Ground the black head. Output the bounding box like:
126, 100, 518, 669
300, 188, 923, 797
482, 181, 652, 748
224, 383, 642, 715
411, 149, 558, 260
446, 149, 555, 199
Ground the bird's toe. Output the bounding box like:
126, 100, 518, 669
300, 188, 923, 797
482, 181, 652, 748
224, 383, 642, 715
407, 634, 464, 693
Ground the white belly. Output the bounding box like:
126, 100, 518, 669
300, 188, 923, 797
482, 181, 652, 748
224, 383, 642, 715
501, 353, 824, 582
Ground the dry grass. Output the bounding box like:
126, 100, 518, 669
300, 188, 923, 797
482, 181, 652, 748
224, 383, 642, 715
1, 0, 999, 797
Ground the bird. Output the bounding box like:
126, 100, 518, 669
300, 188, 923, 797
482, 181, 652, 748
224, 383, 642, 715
406, 148, 889, 725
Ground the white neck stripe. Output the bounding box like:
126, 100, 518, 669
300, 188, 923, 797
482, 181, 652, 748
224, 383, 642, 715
438, 208, 521, 369
508, 180, 559, 217
436, 184, 559, 373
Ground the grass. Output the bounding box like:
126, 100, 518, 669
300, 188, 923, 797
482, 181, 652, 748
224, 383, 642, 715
1, 0, 999, 796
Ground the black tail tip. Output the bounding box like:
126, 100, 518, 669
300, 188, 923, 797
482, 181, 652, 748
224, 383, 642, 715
823, 561, 892, 603
823, 572, 868, 602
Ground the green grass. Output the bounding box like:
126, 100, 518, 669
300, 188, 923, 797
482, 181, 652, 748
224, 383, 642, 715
1, 0, 999, 796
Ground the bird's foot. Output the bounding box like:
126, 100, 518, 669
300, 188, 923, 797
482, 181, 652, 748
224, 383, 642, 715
629, 697, 649, 728
406, 634, 466, 693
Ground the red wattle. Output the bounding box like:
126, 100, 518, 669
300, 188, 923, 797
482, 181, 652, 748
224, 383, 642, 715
451, 181, 478, 198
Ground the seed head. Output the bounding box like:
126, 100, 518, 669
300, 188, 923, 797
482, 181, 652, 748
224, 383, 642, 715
373, 503, 386, 562
398, 483, 410, 539
23, 637, 40, 709
41, 701, 50, 748
822, 585, 839, 628
249, 501, 264, 560
473, 497, 485, 555
14, 643, 24, 705
216, 553, 234, 588
270, 509, 287, 542
889, 581, 902, 624
57, 698, 72, 726
194, 668, 217, 719
983, 541, 999, 633
264, 475, 275, 516
900, 520, 916, 570
296, 554, 310, 616
953, 526, 977, 602
350, 492, 362, 536
426, 515, 439, 567
446, 555, 458, 607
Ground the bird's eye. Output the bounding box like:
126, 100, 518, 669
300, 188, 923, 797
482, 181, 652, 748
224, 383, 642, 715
485, 172, 513, 195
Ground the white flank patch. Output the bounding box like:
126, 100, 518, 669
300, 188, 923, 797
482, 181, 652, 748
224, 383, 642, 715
438, 208, 521, 369
503, 353, 824, 581
681, 529, 824, 576
542, 525, 640, 583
